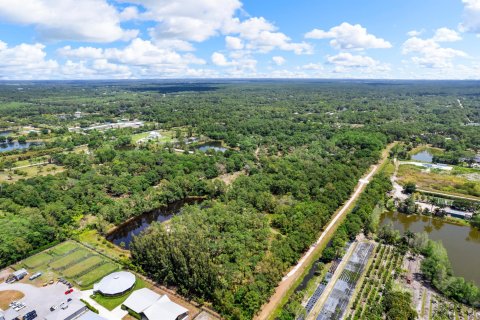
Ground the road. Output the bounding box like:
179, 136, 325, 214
254, 143, 394, 320
10, 162, 49, 170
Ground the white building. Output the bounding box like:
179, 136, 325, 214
93, 271, 136, 297
123, 288, 188, 320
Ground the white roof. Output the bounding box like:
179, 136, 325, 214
143, 295, 188, 320
123, 288, 161, 314
93, 271, 135, 295
76, 310, 107, 320
44, 300, 86, 320
13, 268, 27, 276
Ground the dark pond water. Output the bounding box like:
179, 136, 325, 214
107, 198, 202, 249
0, 130, 12, 137
411, 150, 433, 163
380, 211, 480, 285
0, 141, 42, 152
196, 141, 227, 152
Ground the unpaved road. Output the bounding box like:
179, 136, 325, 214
254, 143, 395, 320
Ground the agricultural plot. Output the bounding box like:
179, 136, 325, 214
17, 241, 120, 289
345, 244, 403, 320
22, 252, 53, 269
316, 242, 374, 320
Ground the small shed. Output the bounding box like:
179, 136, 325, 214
12, 268, 28, 281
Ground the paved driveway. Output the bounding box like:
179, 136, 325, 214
0, 281, 79, 318
80, 289, 127, 320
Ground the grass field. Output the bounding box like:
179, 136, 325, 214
22, 252, 53, 269
62, 256, 104, 278
17, 241, 121, 290
397, 164, 480, 199
0, 290, 25, 310
76, 262, 119, 288
132, 129, 175, 144
78, 229, 130, 261
49, 249, 91, 270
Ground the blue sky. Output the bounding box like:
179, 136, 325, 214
0, 0, 479, 79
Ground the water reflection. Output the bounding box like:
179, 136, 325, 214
381, 211, 480, 285
411, 150, 433, 163
107, 198, 202, 249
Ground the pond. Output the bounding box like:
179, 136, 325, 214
107, 198, 202, 249
0, 130, 12, 137
195, 141, 227, 152
411, 150, 433, 163
380, 211, 480, 285
0, 141, 42, 153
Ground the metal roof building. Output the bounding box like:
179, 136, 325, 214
44, 300, 88, 320
143, 295, 188, 320
123, 288, 161, 314
122, 288, 189, 320
93, 271, 136, 296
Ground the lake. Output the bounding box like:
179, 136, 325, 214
380, 211, 480, 285
0, 130, 12, 137
0, 141, 42, 152
107, 198, 202, 249
196, 141, 227, 152
411, 150, 433, 163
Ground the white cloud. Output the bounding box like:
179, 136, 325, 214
0, 41, 59, 79
211, 52, 232, 67
326, 53, 390, 74
225, 36, 244, 50
0, 0, 138, 42
225, 17, 313, 54
305, 22, 392, 50
272, 56, 286, 66
301, 63, 324, 71
432, 27, 462, 42
407, 30, 423, 37
402, 36, 467, 68
58, 46, 104, 59
120, 6, 140, 21
460, 0, 480, 34
125, 0, 242, 42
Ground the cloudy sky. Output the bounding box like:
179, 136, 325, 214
0, 0, 479, 79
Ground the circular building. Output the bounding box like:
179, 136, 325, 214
93, 271, 136, 296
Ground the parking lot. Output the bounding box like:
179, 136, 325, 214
0, 280, 81, 318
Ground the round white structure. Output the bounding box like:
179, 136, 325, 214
93, 271, 136, 296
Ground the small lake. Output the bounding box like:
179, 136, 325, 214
0, 141, 42, 153
411, 150, 433, 163
381, 211, 480, 285
196, 141, 227, 152
107, 198, 202, 249
0, 130, 12, 137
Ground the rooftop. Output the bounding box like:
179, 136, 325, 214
93, 271, 136, 296
143, 295, 188, 320
123, 288, 161, 314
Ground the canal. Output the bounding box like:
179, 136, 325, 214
107, 198, 202, 249
381, 211, 480, 285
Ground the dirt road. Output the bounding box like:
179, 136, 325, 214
254, 143, 395, 320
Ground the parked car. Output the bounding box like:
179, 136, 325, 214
64, 288, 73, 295
22, 310, 37, 320
50, 305, 57, 311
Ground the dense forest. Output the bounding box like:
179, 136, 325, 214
0, 80, 479, 318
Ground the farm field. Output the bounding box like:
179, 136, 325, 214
397, 164, 480, 199
14, 241, 120, 289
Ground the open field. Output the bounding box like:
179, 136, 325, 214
78, 229, 130, 261
0, 163, 64, 183
14, 241, 120, 290
397, 164, 480, 199
132, 129, 175, 144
